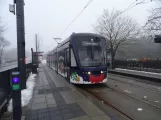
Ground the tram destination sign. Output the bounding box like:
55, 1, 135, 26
82, 41, 100, 46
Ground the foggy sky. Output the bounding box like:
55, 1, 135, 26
0, 0, 156, 53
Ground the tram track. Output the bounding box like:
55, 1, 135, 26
108, 74, 161, 108
45, 65, 161, 120
74, 74, 161, 120
79, 86, 134, 120
44, 66, 132, 120
105, 83, 161, 110
77, 83, 161, 120
71, 74, 161, 119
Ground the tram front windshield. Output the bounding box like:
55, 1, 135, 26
74, 36, 107, 67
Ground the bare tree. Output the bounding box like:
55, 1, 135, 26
144, 0, 161, 37
0, 37, 10, 64
94, 10, 140, 68
0, 18, 4, 36
0, 18, 10, 64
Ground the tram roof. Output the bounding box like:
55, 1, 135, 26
49, 32, 105, 53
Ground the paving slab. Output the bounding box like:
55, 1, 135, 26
44, 85, 50, 89
68, 115, 91, 120
47, 98, 56, 105
47, 104, 57, 108
92, 115, 111, 120
45, 66, 69, 88
35, 86, 44, 90
33, 97, 46, 104
46, 93, 54, 99
77, 98, 105, 118
34, 94, 46, 98
32, 102, 47, 110
60, 90, 86, 104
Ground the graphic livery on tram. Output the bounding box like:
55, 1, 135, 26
47, 33, 108, 84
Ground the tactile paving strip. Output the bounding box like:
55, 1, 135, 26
25, 103, 86, 120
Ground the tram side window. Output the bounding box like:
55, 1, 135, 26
53, 52, 56, 67
66, 48, 70, 66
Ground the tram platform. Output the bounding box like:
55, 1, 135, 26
24, 64, 111, 120
109, 68, 161, 80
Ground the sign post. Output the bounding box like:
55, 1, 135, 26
11, 72, 20, 91
33, 52, 38, 74
31, 48, 37, 74
11, 72, 21, 120
32, 51, 44, 73
10, 0, 26, 119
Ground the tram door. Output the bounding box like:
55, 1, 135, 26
64, 48, 70, 80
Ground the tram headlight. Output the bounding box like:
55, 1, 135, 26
101, 71, 104, 73
88, 72, 91, 74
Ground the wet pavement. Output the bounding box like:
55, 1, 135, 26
1, 65, 161, 120
24, 64, 111, 120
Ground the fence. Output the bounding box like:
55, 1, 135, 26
114, 60, 161, 73
0, 62, 32, 118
